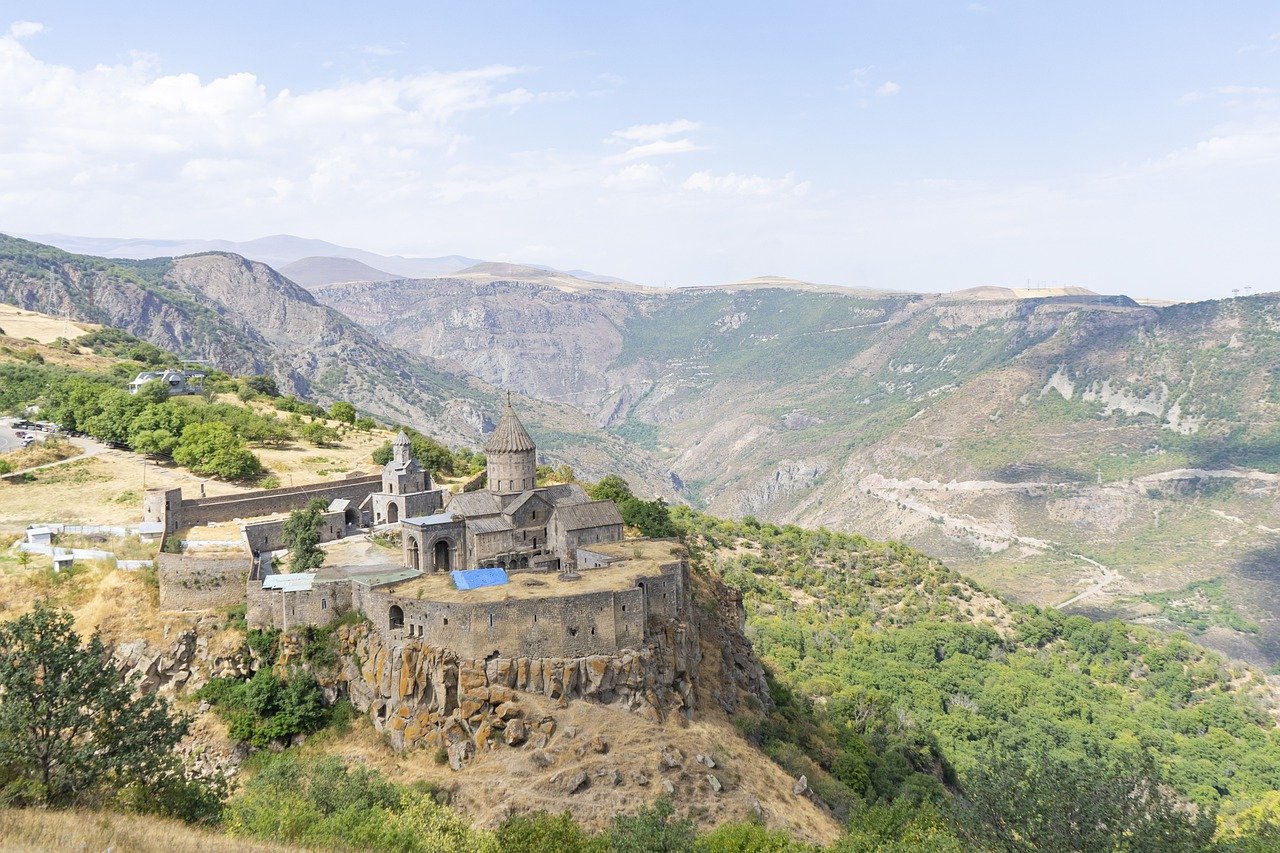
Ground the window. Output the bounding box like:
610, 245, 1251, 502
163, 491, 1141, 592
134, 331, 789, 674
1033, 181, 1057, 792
621, 605, 627, 612
488, 613, 494, 627
321, 599, 328, 610
531, 510, 537, 520
568, 627, 578, 637
443, 617, 449, 626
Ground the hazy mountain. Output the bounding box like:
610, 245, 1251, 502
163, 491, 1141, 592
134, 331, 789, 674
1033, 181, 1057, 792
278, 256, 396, 288
314, 271, 1280, 665
0, 235, 676, 494
23, 233, 482, 279
23, 233, 634, 288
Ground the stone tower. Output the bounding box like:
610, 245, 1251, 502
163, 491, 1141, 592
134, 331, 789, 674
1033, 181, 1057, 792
383, 430, 428, 495
486, 395, 537, 495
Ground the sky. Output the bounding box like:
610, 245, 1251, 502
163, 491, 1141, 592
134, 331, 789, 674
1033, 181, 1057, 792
1, 2, 1279, 299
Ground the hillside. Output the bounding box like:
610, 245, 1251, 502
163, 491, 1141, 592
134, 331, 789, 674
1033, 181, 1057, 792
0, 237, 676, 495
277, 256, 396, 288
313, 273, 1280, 665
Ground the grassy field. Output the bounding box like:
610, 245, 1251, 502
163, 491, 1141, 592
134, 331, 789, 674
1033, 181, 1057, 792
0, 302, 99, 343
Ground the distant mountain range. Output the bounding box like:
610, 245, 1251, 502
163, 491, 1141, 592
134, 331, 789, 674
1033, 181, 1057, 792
21, 233, 634, 289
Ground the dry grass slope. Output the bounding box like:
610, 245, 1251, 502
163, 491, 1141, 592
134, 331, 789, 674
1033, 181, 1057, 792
0, 808, 303, 852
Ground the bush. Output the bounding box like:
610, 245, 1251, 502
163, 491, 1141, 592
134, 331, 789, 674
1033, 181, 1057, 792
495, 811, 603, 852
196, 669, 328, 748
226, 754, 494, 851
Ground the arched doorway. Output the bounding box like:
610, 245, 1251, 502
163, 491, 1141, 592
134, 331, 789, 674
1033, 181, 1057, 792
344, 506, 359, 527
389, 605, 404, 630
388, 502, 399, 523
434, 539, 451, 572
407, 536, 420, 571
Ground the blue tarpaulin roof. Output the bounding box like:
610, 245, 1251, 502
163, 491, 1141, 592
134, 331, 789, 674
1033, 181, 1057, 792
451, 567, 509, 590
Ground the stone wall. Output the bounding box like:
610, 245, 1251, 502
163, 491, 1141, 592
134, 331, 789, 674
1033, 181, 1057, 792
242, 510, 349, 555
349, 556, 684, 660
157, 552, 249, 611
145, 475, 382, 533
247, 579, 352, 629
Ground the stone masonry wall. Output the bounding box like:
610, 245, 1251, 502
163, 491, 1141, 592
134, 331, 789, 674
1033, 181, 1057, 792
248, 580, 352, 630
158, 552, 249, 611
242, 510, 348, 555
179, 475, 381, 526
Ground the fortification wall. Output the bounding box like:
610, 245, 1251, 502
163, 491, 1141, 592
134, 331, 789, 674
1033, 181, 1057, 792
146, 475, 382, 533
247, 580, 351, 629
352, 558, 685, 659
242, 510, 349, 555
158, 552, 249, 611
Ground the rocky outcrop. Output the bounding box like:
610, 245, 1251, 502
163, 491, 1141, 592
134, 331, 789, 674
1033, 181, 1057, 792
333, 564, 771, 764
111, 625, 255, 696
336, 621, 701, 752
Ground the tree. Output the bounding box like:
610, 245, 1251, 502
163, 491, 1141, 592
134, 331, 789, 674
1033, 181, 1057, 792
328, 401, 357, 424
694, 822, 813, 852
0, 603, 195, 809
283, 498, 328, 572
173, 422, 264, 480
956, 747, 1215, 853
588, 473, 635, 505
243, 374, 280, 397
300, 420, 339, 447
609, 798, 695, 853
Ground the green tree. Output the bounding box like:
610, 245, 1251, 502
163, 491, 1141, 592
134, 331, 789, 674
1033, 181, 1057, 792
0, 603, 196, 809
956, 747, 1216, 853
243, 374, 280, 397
328, 401, 357, 424
300, 420, 339, 447
588, 473, 635, 505
283, 498, 328, 572
609, 798, 696, 853
172, 422, 264, 479
694, 822, 813, 852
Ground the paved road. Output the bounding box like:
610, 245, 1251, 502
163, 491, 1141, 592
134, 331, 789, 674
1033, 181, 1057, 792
0, 418, 23, 453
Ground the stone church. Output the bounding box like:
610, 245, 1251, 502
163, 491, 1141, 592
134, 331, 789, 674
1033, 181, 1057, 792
397, 397, 624, 574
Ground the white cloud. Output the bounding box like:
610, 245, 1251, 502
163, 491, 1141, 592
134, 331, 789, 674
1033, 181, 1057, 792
605, 138, 706, 164
682, 170, 810, 197
0, 30, 550, 227
7, 21, 42, 39
967, 3, 989, 13
603, 163, 664, 189
607, 118, 700, 143
877, 81, 902, 97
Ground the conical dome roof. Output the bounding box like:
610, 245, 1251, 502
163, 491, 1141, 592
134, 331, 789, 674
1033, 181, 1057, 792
392, 430, 411, 448
485, 397, 536, 454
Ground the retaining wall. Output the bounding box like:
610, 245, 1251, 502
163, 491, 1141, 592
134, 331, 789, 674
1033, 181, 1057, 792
157, 552, 249, 611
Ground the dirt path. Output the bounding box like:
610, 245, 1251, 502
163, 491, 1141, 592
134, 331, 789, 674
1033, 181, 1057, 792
858, 475, 1122, 609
